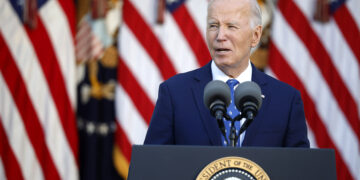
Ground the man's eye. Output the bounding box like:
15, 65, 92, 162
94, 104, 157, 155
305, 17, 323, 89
229, 25, 237, 29
209, 24, 218, 28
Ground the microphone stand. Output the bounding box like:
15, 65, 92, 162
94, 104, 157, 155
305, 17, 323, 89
215, 107, 230, 146
234, 111, 255, 145
223, 114, 241, 147
225, 113, 253, 147
229, 121, 236, 147
223, 115, 236, 147
223, 109, 256, 147
222, 114, 231, 146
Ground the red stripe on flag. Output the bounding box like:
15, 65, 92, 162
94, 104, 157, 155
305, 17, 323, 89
57, 0, 76, 38
0, 118, 24, 180
172, 4, 211, 67
333, 5, 360, 66
115, 121, 132, 161
25, 16, 79, 162
0, 34, 60, 180
269, 42, 354, 180
278, 0, 360, 143
118, 57, 155, 124
123, 0, 177, 80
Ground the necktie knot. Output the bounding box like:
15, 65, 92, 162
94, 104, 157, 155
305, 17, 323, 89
226, 79, 239, 89
226, 79, 239, 117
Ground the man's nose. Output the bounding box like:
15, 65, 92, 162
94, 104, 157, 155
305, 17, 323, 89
216, 27, 227, 41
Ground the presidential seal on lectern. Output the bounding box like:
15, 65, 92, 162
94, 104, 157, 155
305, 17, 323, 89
196, 157, 270, 180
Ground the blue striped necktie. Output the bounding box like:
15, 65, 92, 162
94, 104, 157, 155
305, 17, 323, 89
221, 79, 241, 146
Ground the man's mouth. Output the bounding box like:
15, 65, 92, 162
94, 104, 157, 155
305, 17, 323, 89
215, 48, 231, 53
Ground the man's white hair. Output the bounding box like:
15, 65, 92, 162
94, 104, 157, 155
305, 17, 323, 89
208, 0, 262, 29
250, 0, 262, 28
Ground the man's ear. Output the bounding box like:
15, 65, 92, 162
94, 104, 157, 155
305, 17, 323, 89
251, 25, 263, 48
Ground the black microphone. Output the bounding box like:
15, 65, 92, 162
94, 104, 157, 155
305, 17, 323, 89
234, 81, 262, 135
204, 80, 231, 118
203, 80, 231, 141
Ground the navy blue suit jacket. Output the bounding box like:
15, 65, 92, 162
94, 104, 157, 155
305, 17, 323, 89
144, 62, 309, 147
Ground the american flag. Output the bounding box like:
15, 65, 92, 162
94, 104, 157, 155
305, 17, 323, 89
269, 0, 360, 179
0, 0, 78, 179
114, 0, 210, 178
115, 0, 359, 179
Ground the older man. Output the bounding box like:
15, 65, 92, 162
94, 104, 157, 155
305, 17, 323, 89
144, 0, 309, 148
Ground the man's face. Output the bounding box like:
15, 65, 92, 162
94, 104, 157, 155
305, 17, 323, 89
206, 0, 260, 75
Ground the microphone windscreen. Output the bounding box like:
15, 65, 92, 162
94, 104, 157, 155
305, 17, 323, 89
234, 81, 262, 110
203, 80, 231, 109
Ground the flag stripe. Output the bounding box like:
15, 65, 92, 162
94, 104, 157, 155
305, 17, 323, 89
128, 0, 157, 25
333, 5, 360, 66
123, 0, 177, 80
39, 0, 77, 109
118, 57, 155, 124
153, 12, 199, 74
76, 19, 92, 38
76, 25, 92, 50
56, 0, 76, 37
0, 74, 44, 180
0, 158, 5, 180
76, 23, 93, 49
0, 34, 60, 180
306, 124, 318, 148
120, 24, 163, 103
24, 15, 79, 162
115, 122, 132, 161
268, 42, 354, 180
171, 4, 211, 66
0, 118, 24, 180
76, 44, 92, 60
115, 84, 149, 145
76, 26, 104, 61
185, 0, 208, 39
346, 1, 360, 29
90, 35, 104, 58
278, 0, 360, 143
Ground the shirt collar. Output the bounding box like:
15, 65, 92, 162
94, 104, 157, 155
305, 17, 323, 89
211, 60, 252, 83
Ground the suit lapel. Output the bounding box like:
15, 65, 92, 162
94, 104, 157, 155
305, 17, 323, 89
191, 62, 222, 145
242, 64, 271, 146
